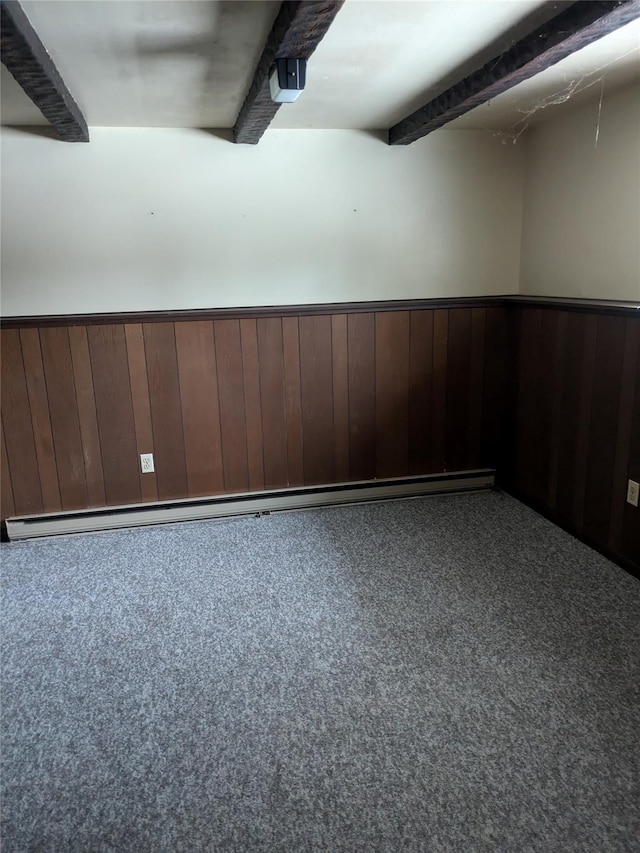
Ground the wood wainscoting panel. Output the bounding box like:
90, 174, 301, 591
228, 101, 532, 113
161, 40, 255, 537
375, 311, 410, 479
467, 307, 486, 470
572, 314, 599, 529
582, 315, 627, 545
174, 320, 224, 499
430, 310, 449, 473
0, 301, 511, 521
481, 305, 509, 476
331, 315, 350, 483
554, 311, 591, 527
240, 319, 266, 493
87, 324, 141, 507
299, 315, 335, 486
445, 307, 472, 473
530, 308, 558, 506
1, 329, 43, 516
143, 323, 188, 501
69, 327, 107, 507
611, 319, 640, 559
38, 327, 88, 511
3, 298, 636, 569
125, 324, 159, 503
621, 342, 640, 565
213, 320, 250, 494
256, 318, 287, 489
408, 310, 433, 476
19, 328, 62, 512
347, 312, 376, 482
282, 317, 304, 488
507, 306, 640, 570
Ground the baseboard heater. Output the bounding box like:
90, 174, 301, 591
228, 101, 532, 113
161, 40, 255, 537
5, 469, 495, 541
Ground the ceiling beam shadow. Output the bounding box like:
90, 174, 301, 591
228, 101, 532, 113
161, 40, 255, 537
233, 0, 344, 145
389, 0, 640, 145
0, 0, 88, 142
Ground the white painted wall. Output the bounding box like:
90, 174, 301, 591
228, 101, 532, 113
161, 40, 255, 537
520, 82, 640, 301
0, 127, 523, 316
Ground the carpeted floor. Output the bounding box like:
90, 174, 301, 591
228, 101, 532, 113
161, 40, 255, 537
1, 490, 639, 852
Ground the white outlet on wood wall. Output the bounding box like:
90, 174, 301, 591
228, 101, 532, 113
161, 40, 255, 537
140, 453, 155, 474
627, 479, 639, 507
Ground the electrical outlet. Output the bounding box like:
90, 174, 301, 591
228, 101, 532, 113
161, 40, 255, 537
627, 479, 639, 507
140, 453, 155, 474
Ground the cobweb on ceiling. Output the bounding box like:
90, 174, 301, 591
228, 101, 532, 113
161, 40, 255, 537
486, 45, 640, 146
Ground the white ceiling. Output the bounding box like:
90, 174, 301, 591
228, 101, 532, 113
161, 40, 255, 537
1, 0, 281, 127
1, 0, 639, 132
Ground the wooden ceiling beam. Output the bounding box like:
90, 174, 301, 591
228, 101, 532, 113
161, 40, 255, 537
0, 0, 88, 142
389, 0, 640, 146
233, 0, 343, 145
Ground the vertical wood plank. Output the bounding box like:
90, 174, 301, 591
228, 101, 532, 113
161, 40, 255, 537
214, 319, 249, 493
174, 321, 224, 498
514, 309, 542, 497
87, 324, 141, 506
481, 306, 509, 475
529, 309, 558, 504
546, 312, 568, 510
144, 322, 188, 500
240, 319, 266, 492
39, 327, 88, 510
375, 311, 410, 478
1, 330, 43, 515
299, 315, 334, 485
467, 308, 485, 469
555, 312, 589, 524
408, 310, 433, 475
282, 317, 304, 487
347, 313, 376, 481
445, 309, 472, 472
19, 328, 61, 511
125, 324, 159, 502
1, 423, 16, 519
583, 315, 626, 543
332, 314, 349, 482
431, 309, 448, 472
572, 314, 598, 529
68, 326, 107, 507
257, 318, 288, 488
609, 317, 640, 553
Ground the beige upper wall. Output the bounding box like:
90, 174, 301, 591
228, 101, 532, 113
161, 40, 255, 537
0, 127, 523, 316
520, 82, 640, 301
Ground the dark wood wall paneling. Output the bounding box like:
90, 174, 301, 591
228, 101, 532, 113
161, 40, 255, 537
506, 306, 640, 570
1, 301, 637, 570
0, 305, 507, 516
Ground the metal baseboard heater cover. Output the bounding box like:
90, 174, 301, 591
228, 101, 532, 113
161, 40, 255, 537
5, 469, 494, 541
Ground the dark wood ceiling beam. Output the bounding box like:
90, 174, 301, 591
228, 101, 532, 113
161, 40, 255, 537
389, 0, 640, 145
0, 0, 88, 142
233, 0, 343, 145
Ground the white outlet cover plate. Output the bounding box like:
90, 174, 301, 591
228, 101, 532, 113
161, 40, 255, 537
140, 453, 155, 474
627, 479, 639, 507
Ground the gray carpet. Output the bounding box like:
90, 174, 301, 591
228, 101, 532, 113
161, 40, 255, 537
1, 491, 639, 852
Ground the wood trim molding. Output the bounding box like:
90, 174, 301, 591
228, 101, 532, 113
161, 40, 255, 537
0, 297, 507, 328
388, 0, 640, 145
1, 295, 639, 329
0, 0, 89, 142
505, 296, 640, 316
233, 0, 344, 145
